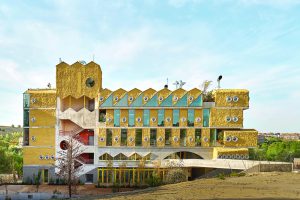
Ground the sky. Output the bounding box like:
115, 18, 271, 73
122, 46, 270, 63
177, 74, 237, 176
0, 0, 299, 132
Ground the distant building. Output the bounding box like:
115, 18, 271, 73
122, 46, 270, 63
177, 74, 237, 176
22, 61, 258, 184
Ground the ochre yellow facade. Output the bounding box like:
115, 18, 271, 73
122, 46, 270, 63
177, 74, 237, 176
223, 130, 258, 147
56, 61, 102, 99
29, 91, 56, 109
23, 147, 55, 165
209, 108, 243, 128
29, 128, 55, 146
29, 109, 56, 127
213, 89, 249, 108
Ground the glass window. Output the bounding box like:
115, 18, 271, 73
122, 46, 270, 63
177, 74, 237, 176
195, 129, 201, 146
187, 109, 194, 127
203, 109, 210, 127
165, 129, 171, 146
129, 109, 135, 127
143, 109, 150, 127
23, 93, 30, 108
150, 129, 156, 146
106, 129, 112, 146
173, 109, 179, 127
135, 129, 142, 146
99, 109, 106, 122
121, 129, 127, 146
23, 110, 29, 127
210, 129, 217, 145
158, 109, 164, 127
114, 109, 120, 127
180, 129, 187, 147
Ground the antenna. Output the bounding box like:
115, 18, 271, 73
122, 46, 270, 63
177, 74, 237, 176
178, 80, 186, 88
173, 81, 179, 89
59, 58, 62, 63
217, 75, 223, 89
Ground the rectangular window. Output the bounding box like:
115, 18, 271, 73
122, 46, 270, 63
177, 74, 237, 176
99, 109, 106, 122
173, 109, 179, 127
210, 129, 217, 145
150, 129, 156, 146
165, 129, 171, 146
158, 109, 164, 126
121, 129, 127, 146
135, 129, 142, 146
203, 109, 210, 127
143, 109, 150, 127
129, 109, 135, 127
195, 129, 201, 146
23, 110, 29, 127
106, 129, 112, 146
23, 93, 30, 108
187, 109, 194, 127
114, 109, 120, 127
180, 129, 187, 147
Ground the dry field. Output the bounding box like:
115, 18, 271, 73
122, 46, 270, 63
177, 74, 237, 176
92, 172, 300, 200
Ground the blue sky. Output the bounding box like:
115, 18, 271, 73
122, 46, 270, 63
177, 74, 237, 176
0, 0, 299, 132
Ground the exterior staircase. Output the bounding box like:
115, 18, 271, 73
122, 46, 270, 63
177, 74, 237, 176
58, 108, 96, 129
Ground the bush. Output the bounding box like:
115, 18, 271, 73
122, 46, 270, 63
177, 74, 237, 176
217, 173, 225, 180
146, 172, 162, 187
165, 168, 187, 184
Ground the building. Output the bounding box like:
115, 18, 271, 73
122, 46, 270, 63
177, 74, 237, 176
23, 61, 258, 185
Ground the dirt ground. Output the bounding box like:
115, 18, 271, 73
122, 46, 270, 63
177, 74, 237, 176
90, 172, 300, 200
1, 172, 300, 200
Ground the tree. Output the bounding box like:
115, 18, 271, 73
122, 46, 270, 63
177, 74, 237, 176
55, 135, 83, 198
201, 80, 214, 102
33, 171, 42, 192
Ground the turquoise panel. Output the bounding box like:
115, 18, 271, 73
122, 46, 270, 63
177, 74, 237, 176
173, 109, 179, 126
158, 109, 164, 126
203, 108, 210, 127
115, 94, 128, 107
160, 95, 172, 107
187, 109, 194, 126
114, 109, 120, 127
100, 95, 113, 107
190, 95, 202, 107
143, 109, 150, 127
145, 94, 158, 107
175, 94, 187, 107
129, 109, 135, 127
130, 95, 142, 107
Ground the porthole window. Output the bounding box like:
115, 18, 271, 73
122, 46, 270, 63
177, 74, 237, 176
166, 117, 171, 122
106, 118, 112, 122
136, 117, 142, 122
144, 96, 149, 101
226, 96, 232, 102
236, 155, 241, 159
196, 117, 201, 122
85, 77, 95, 88
226, 116, 231, 122
188, 96, 194, 101
31, 117, 36, 122
233, 96, 239, 102
129, 96, 134, 101
181, 117, 186, 122
173, 96, 178, 101
99, 97, 104, 102
203, 137, 209, 142
245, 155, 249, 159
218, 155, 222, 159
129, 137, 134, 142
240, 155, 245, 159
99, 137, 105, 142
45, 155, 49, 160
144, 136, 149, 142
159, 96, 164, 101
31, 98, 37, 103
232, 116, 239, 122
173, 136, 179, 142
189, 137, 194, 142
39, 155, 43, 160
114, 96, 119, 101
226, 136, 232, 142
60, 140, 69, 150
158, 137, 163, 142
31, 136, 36, 141
114, 136, 119, 142
51, 155, 55, 160
232, 136, 238, 142
122, 117, 127, 123
151, 117, 156, 122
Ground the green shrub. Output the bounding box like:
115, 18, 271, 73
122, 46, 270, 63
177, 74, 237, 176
217, 173, 225, 180
146, 172, 162, 187
165, 168, 187, 184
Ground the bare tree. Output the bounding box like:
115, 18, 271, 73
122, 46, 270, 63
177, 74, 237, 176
201, 80, 214, 102
55, 134, 83, 198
